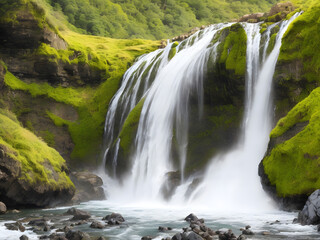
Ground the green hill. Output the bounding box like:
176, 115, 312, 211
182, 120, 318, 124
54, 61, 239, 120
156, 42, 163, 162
42, 0, 278, 39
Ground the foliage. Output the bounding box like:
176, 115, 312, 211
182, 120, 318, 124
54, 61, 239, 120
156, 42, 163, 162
0, 110, 74, 189
279, 0, 320, 82
264, 87, 320, 196
41, 0, 277, 39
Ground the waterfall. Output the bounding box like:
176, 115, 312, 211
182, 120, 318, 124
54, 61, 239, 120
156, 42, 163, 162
102, 13, 301, 209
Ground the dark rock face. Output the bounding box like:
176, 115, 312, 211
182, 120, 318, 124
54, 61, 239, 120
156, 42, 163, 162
297, 189, 320, 225
0, 148, 74, 207
70, 172, 105, 204
161, 171, 181, 200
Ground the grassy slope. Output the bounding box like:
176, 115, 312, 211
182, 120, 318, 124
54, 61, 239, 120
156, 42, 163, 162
263, 0, 320, 197
0, 0, 159, 164
0, 109, 74, 189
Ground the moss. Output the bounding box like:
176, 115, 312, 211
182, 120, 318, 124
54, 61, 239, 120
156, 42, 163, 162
168, 48, 177, 60
40, 130, 55, 147
0, 109, 74, 189
267, 33, 277, 55
219, 23, 247, 75
118, 97, 145, 154
264, 87, 320, 196
278, 0, 320, 83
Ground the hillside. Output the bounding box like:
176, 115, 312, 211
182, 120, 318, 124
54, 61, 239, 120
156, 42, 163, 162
39, 0, 277, 39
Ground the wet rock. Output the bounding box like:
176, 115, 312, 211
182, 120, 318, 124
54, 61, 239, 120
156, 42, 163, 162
237, 235, 246, 240
90, 221, 105, 229
187, 232, 204, 240
65, 230, 90, 240
298, 189, 320, 225
0, 201, 7, 214
141, 236, 153, 240
47, 233, 68, 240
261, 231, 271, 235
97, 237, 106, 240
12, 209, 21, 213
57, 225, 72, 233
185, 213, 199, 223
161, 171, 181, 200
241, 225, 253, 235
103, 212, 125, 225
218, 229, 237, 240
65, 207, 91, 221
70, 172, 105, 204
20, 235, 28, 240
238, 13, 265, 22
5, 221, 25, 231
172, 233, 183, 240
158, 226, 172, 232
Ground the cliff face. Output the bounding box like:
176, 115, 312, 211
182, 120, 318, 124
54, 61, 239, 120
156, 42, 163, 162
259, 0, 320, 210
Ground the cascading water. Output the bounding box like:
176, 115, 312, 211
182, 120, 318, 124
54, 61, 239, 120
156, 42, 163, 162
102, 13, 301, 210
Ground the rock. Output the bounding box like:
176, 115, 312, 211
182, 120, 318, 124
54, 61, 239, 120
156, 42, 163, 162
70, 172, 105, 204
268, 2, 295, 17
172, 233, 183, 240
5, 221, 25, 232
12, 209, 21, 213
161, 171, 181, 200
238, 13, 265, 22
65, 230, 90, 240
141, 236, 153, 240
261, 231, 270, 235
20, 235, 28, 240
103, 212, 125, 225
28, 218, 48, 227
158, 226, 172, 232
0, 201, 7, 214
90, 221, 105, 229
187, 232, 204, 240
65, 208, 91, 221
241, 225, 253, 235
298, 189, 320, 225
185, 213, 199, 223
237, 235, 246, 240
97, 237, 106, 240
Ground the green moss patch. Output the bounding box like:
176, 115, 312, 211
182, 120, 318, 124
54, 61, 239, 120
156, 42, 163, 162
219, 23, 247, 75
0, 109, 74, 189
279, 0, 320, 83
264, 87, 320, 196
118, 97, 145, 154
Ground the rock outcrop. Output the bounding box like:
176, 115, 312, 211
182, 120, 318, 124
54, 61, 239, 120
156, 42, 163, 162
70, 172, 105, 203
297, 189, 320, 225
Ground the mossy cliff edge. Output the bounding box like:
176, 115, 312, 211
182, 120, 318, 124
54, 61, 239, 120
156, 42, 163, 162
259, 0, 320, 210
0, 0, 158, 206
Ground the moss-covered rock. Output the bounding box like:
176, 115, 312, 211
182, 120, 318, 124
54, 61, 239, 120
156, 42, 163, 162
260, 87, 320, 209
273, 0, 320, 120
0, 0, 159, 167
0, 109, 75, 207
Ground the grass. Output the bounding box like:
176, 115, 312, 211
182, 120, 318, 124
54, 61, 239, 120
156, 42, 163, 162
0, 109, 74, 189
264, 87, 320, 196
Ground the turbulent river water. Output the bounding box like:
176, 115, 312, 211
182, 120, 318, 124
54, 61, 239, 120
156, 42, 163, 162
1, 12, 319, 240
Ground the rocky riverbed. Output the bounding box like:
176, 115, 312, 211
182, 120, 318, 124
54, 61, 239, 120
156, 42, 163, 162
0, 200, 319, 240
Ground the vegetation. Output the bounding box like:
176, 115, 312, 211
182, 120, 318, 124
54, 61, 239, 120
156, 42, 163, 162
219, 23, 247, 75
118, 97, 145, 154
264, 87, 320, 196
40, 0, 278, 40
0, 109, 74, 189
279, 0, 320, 82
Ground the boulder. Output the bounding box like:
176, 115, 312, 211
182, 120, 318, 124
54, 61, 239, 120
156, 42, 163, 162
103, 212, 125, 225
141, 236, 153, 240
5, 221, 25, 232
65, 208, 91, 221
20, 235, 28, 240
185, 213, 199, 223
70, 172, 105, 204
298, 189, 320, 225
0, 201, 7, 214
65, 230, 91, 240
90, 221, 105, 229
